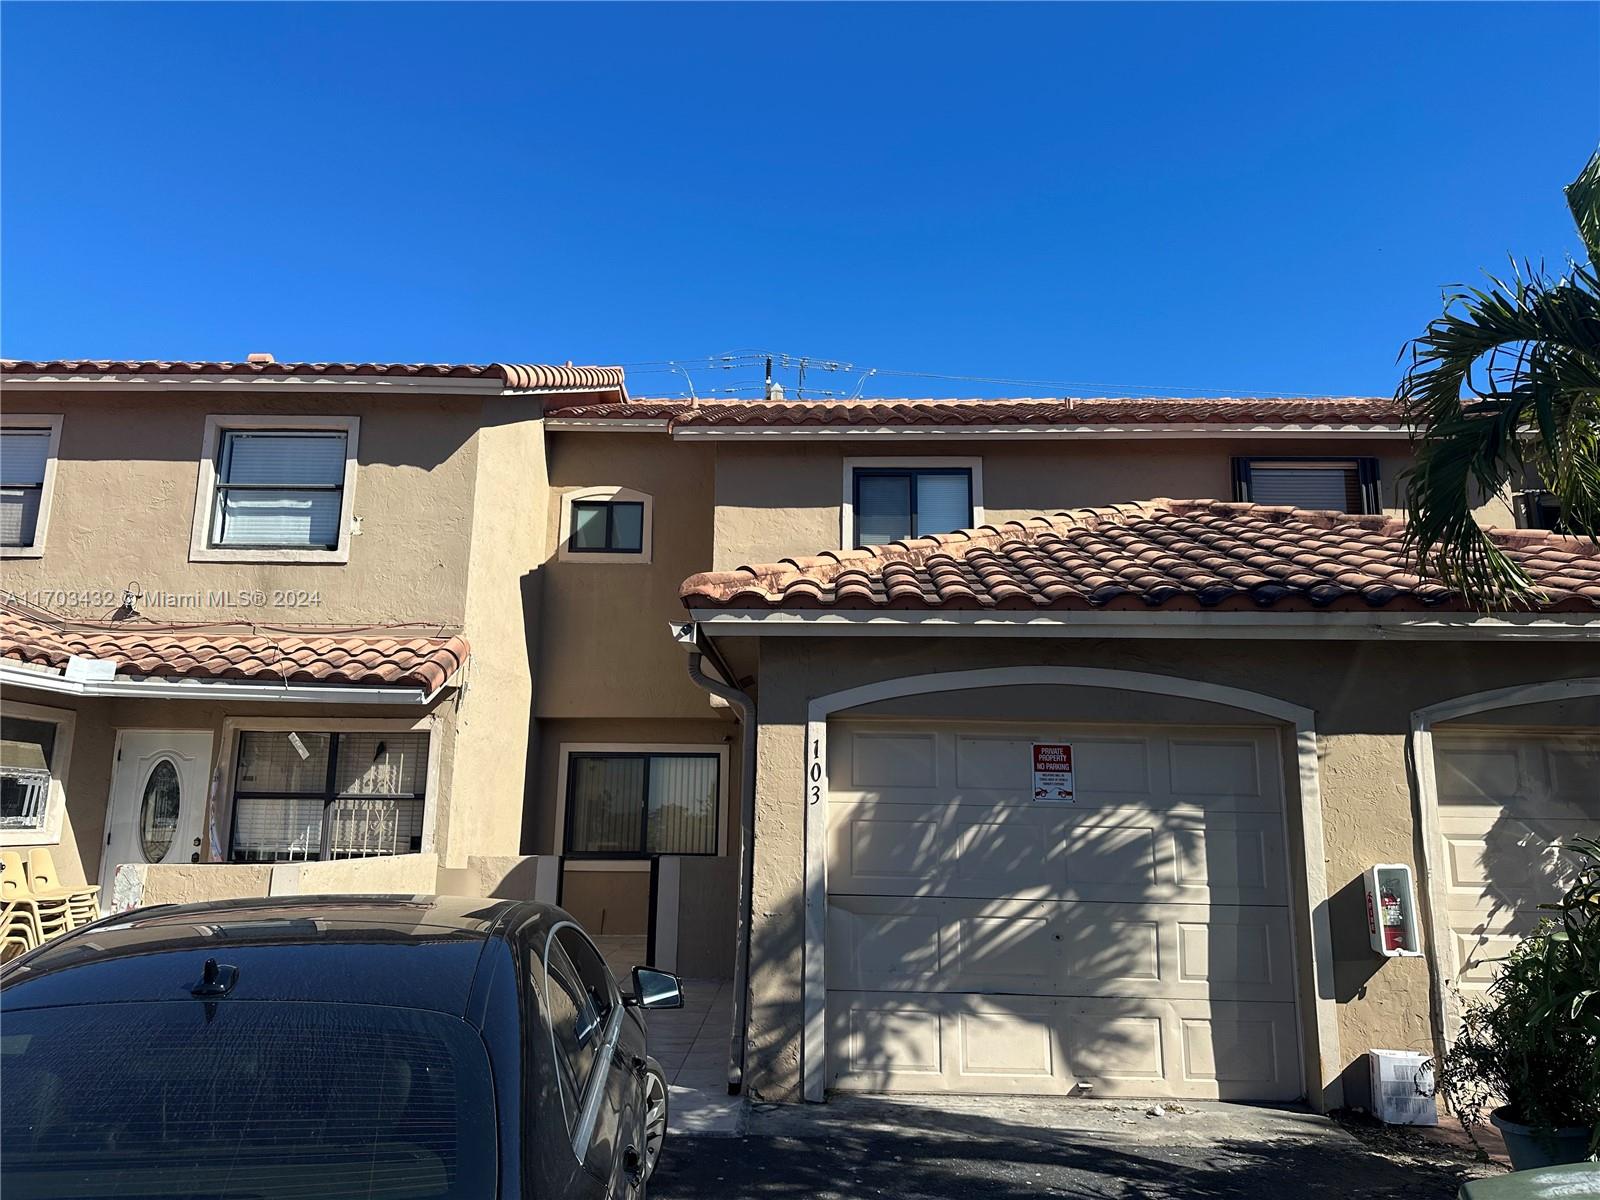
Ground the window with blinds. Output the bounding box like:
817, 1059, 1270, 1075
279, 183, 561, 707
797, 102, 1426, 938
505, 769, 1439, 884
210, 430, 347, 549
853, 467, 973, 546
1232, 457, 1378, 515
564, 752, 720, 857
1, 429, 52, 548
230, 730, 428, 862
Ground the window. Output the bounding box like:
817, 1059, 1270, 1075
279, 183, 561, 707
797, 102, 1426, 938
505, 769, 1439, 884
0, 1000, 495, 1198
1, 417, 62, 555
1232, 457, 1380, 515
563, 751, 720, 857
543, 934, 600, 1131
229, 730, 429, 862
848, 462, 978, 547
569, 499, 644, 553
1, 716, 57, 833
558, 487, 653, 563
541, 924, 619, 1152
190, 415, 359, 563
0, 703, 72, 844
211, 430, 346, 548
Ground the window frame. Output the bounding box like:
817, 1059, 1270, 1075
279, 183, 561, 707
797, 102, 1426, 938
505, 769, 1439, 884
189, 414, 360, 564
0, 700, 74, 846
218, 717, 437, 863
841, 457, 984, 549
555, 742, 728, 861
557, 486, 653, 564
0, 414, 63, 558
1231, 455, 1381, 515
567, 499, 646, 555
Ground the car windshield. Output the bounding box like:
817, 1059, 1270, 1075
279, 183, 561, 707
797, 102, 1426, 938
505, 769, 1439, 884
0, 999, 496, 1200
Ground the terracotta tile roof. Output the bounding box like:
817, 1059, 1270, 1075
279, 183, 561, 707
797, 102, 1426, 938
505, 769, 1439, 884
680, 501, 1600, 614
549, 396, 1404, 430
0, 600, 468, 692
1, 359, 625, 393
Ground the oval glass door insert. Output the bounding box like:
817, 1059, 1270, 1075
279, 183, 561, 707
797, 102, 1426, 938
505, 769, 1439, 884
139, 759, 181, 863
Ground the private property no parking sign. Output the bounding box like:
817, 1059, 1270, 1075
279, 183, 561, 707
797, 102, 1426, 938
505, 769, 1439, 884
1031, 743, 1074, 802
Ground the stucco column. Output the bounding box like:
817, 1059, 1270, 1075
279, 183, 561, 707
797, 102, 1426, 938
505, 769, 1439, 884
743, 708, 808, 1101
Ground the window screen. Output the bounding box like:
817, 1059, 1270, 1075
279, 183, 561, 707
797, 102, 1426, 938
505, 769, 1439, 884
231, 731, 428, 862
0, 1000, 495, 1200
211, 430, 347, 549
564, 752, 719, 856
1233, 458, 1376, 515
568, 500, 645, 553
1, 429, 51, 547
853, 468, 973, 546
0, 715, 56, 831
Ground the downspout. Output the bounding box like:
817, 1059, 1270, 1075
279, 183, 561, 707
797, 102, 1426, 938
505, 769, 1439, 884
683, 638, 757, 1094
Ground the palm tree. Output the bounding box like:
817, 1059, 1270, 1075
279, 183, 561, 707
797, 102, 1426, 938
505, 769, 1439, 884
1397, 148, 1600, 607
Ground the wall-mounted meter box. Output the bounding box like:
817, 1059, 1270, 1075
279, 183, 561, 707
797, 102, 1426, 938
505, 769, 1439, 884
1364, 863, 1422, 957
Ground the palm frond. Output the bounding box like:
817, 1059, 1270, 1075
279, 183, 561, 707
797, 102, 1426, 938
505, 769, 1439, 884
1397, 148, 1600, 610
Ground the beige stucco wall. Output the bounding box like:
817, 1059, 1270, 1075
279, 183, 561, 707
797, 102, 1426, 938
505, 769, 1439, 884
442, 398, 550, 866
2, 388, 482, 625
733, 633, 1597, 1105
537, 432, 718, 720
710, 437, 1515, 570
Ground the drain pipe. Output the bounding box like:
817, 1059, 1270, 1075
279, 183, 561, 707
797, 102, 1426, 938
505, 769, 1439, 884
683, 635, 757, 1094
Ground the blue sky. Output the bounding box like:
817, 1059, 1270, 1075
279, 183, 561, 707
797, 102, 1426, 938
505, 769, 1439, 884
3, 2, 1596, 399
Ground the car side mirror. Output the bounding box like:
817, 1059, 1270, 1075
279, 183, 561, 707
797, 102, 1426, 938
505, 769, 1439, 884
627, 966, 683, 1010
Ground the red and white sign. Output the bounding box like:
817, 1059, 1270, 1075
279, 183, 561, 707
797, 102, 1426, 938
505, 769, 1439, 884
1032, 743, 1074, 803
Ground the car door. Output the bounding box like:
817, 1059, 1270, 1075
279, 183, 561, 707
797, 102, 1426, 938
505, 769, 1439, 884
554, 926, 647, 1198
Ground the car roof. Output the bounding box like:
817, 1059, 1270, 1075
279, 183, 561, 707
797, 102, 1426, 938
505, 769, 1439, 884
0, 894, 566, 1016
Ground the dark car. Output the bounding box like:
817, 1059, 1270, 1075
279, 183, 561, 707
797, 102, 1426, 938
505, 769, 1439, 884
0, 895, 681, 1199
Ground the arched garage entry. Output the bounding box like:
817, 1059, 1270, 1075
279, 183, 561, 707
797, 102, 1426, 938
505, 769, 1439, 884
800, 666, 1342, 1108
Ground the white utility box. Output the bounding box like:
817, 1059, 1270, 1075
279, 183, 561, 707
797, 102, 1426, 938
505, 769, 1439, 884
1363, 863, 1423, 957
1369, 1049, 1438, 1125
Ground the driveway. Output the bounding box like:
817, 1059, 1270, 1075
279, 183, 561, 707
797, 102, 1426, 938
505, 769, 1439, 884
652, 1094, 1498, 1199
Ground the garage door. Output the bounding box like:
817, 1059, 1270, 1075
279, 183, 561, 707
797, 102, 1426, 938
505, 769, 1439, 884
1432, 729, 1600, 996
825, 721, 1301, 1100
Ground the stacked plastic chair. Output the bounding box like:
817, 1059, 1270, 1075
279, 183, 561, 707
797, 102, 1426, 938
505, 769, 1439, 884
25, 848, 99, 929
0, 853, 44, 960
0, 849, 100, 960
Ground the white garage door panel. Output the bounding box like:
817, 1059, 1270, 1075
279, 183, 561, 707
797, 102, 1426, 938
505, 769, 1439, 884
1433, 730, 1599, 994
826, 721, 1299, 1100
829, 802, 1288, 906
827, 895, 1295, 1004
826, 991, 1301, 1100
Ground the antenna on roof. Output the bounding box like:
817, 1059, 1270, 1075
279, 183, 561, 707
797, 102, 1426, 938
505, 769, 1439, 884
668, 362, 699, 404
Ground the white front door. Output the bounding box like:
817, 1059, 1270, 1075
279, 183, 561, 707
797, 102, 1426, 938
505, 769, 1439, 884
102, 731, 215, 893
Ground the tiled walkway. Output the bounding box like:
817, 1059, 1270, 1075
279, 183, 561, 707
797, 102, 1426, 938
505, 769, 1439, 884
639, 977, 745, 1136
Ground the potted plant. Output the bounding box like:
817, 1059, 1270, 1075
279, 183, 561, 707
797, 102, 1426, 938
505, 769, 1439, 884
1435, 838, 1600, 1170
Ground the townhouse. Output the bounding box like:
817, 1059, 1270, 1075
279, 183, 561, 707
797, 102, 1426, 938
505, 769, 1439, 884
2, 360, 1596, 1116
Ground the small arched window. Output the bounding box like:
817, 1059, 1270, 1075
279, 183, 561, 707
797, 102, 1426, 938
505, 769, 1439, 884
559, 487, 652, 564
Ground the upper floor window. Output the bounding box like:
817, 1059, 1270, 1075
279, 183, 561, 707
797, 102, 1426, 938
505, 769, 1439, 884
571, 499, 643, 553
1232, 457, 1379, 515
558, 487, 653, 563
1, 416, 63, 557
190, 415, 360, 564
847, 459, 981, 548
212, 431, 346, 549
